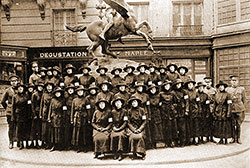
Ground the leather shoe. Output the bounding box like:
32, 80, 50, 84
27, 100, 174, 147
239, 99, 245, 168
9, 143, 13, 149
237, 138, 242, 144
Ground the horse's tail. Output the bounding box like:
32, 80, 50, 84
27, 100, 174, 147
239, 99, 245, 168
65, 24, 87, 32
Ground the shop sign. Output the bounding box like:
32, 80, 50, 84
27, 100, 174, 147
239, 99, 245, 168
39, 51, 88, 58
114, 50, 161, 57
1, 51, 17, 57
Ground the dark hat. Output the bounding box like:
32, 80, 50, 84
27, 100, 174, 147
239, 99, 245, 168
36, 82, 44, 87
173, 78, 184, 86
65, 83, 75, 90
95, 97, 109, 106
96, 66, 108, 73
8, 74, 20, 81
99, 80, 112, 89
79, 64, 91, 72
204, 76, 212, 80
47, 67, 53, 71
229, 75, 238, 79
158, 64, 167, 71
148, 63, 157, 69
123, 64, 135, 72
117, 81, 127, 88
27, 83, 35, 88
216, 81, 228, 88
111, 95, 125, 106
111, 67, 122, 75
177, 66, 188, 73
135, 81, 147, 91
44, 81, 54, 87
53, 66, 61, 73
195, 82, 206, 88
64, 64, 76, 71
167, 63, 178, 71
75, 85, 85, 92
128, 94, 142, 105
88, 83, 99, 91
137, 63, 148, 71
162, 80, 173, 86
53, 87, 64, 94
184, 78, 196, 87
148, 83, 159, 90
39, 67, 47, 72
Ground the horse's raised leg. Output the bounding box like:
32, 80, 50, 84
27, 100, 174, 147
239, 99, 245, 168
136, 20, 152, 33
87, 41, 101, 65
101, 40, 117, 58
136, 30, 154, 52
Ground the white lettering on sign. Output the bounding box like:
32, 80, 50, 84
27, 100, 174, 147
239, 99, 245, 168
2, 51, 16, 57
114, 50, 160, 56
39, 51, 88, 58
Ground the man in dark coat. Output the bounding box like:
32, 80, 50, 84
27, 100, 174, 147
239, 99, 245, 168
1, 74, 20, 149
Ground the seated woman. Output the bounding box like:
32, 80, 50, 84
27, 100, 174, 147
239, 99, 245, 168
92, 98, 112, 159
127, 95, 147, 160
110, 95, 128, 161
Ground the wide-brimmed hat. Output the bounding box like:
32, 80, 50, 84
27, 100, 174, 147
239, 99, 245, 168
75, 85, 85, 92
167, 63, 178, 71
8, 74, 20, 81
47, 67, 53, 72
39, 67, 47, 73
111, 67, 122, 75
79, 64, 91, 72
148, 63, 157, 69
216, 81, 228, 88
204, 76, 212, 80
27, 83, 35, 88
116, 81, 127, 88
64, 64, 76, 71
157, 64, 167, 71
111, 95, 125, 106
53, 87, 64, 94
88, 83, 99, 91
128, 94, 142, 105
172, 78, 184, 86
148, 83, 159, 90
99, 80, 112, 89
95, 97, 109, 106
36, 82, 44, 87
96, 66, 108, 73
44, 81, 54, 87
17, 82, 27, 89
135, 81, 147, 91
136, 63, 148, 71
123, 64, 135, 72
65, 83, 75, 90
195, 82, 206, 88
177, 66, 188, 74
53, 66, 61, 73
229, 75, 238, 79
184, 78, 196, 87
162, 80, 173, 86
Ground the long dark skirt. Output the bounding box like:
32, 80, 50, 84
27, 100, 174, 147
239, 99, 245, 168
110, 130, 127, 152
16, 122, 26, 141
64, 124, 73, 147
127, 129, 146, 154
163, 119, 178, 143
177, 117, 186, 143
72, 125, 87, 148
25, 119, 32, 141
213, 119, 232, 139
190, 118, 200, 137
93, 129, 110, 154
42, 121, 51, 144
31, 118, 41, 140
151, 121, 164, 143
51, 127, 62, 144
185, 116, 191, 140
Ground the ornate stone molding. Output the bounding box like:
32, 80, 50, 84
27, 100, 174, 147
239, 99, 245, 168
96, 0, 106, 20
1, 0, 13, 21
36, 0, 46, 20
79, 0, 88, 19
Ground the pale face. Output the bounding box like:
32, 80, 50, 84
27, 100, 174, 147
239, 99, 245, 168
230, 77, 239, 87
164, 84, 171, 90
47, 71, 52, 76
179, 68, 186, 75
40, 71, 46, 76
17, 86, 24, 94
176, 83, 182, 89
10, 78, 19, 87
149, 67, 155, 73
99, 101, 106, 110
77, 90, 84, 96
55, 92, 61, 98
198, 86, 204, 92
160, 69, 165, 74
119, 85, 126, 92
126, 68, 132, 74
137, 86, 143, 92
37, 86, 43, 92
67, 88, 74, 95
114, 70, 120, 75
204, 79, 212, 88
82, 68, 88, 74
66, 69, 73, 75
32, 63, 39, 73
132, 100, 138, 108
53, 70, 58, 76
115, 100, 122, 109
219, 85, 225, 92
169, 66, 175, 72
188, 82, 194, 90
100, 69, 105, 75
28, 87, 34, 93
46, 84, 53, 92
150, 87, 157, 94
101, 84, 108, 92
139, 66, 145, 73
90, 89, 97, 95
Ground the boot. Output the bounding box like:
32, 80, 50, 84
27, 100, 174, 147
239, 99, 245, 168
50, 145, 55, 152
217, 139, 223, 144
29, 141, 34, 148
224, 139, 228, 144
237, 138, 242, 144
9, 142, 13, 149
230, 138, 236, 143
19, 141, 24, 150
210, 136, 216, 143
26, 140, 30, 149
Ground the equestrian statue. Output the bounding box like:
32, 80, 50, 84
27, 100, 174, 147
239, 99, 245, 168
66, 0, 154, 64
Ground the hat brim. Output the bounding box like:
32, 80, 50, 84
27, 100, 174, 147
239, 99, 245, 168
53, 89, 64, 94
177, 67, 188, 73
137, 65, 148, 71
96, 67, 108, 73
216, 83, 228, 88
167, 64, 178, 71
95, 100, 109, 106
112, 98, 125, 106
195, 84, 206, 88
80, 67, 91, 72
124, 66, 135, 72
111, 68, 122, 75
128, 98, 142, 104
64, 67, 76, 71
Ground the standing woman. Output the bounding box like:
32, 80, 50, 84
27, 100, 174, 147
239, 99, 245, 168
214, 81, 232, 144
92, 98, 112, 159
48, 87, 65, 151
127, 95, 147, 160
11, 83, 29, 149
39, 81, 54, 149
123, 64, 136, 94
71, 85, 88, 153
110, 95, 128, 160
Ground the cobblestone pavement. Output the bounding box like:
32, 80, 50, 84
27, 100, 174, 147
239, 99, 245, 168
0, 121, 249, 168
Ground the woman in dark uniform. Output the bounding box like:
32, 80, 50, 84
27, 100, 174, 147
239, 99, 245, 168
79, 64, 95, 88
48, 87, 65, 151
127, 95, 147, 160
111, 67, 124, 94
92, 98, 112, 159
12, 83, 29, 149
71, 85, 88, 153
110, 95, 128, 160
214, 81, 232, 144
123, 64, 136, 94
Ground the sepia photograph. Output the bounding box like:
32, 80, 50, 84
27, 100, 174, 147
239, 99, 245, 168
0, 0, 249, 168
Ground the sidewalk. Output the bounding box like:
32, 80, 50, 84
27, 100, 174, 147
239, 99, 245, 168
0, 120, 249, 168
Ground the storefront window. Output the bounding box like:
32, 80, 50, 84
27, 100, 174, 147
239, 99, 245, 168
0, 62, 23, 82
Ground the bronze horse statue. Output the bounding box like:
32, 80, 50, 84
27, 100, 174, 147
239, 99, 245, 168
66, 0, 154, 63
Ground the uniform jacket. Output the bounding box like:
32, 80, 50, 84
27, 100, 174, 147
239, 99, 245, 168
27, 92, 34, 120
95, 74, 111, 86
135, 72, 149, 85
39, 91, 53, 121
226, 86, 246, 113
92, 107, 111, 130
12, 93, 29, 122
71, 96, 88, 127
1, 87, 16, 116
179, 75, 191, 83
111, 108, 127, 132
79, 74, 95, 88
48, 97, 64, 128
214, 91, 232, 120
86, 94, 97, 121
37, 76, 47, 85
148, 92, 162, 124
124, 73, 136, 87
64, 93, 77, 124
167, 71, 179, 82
51, 76, 62, 86
96, 91, 113, 105
64, 75, 78, 87
172, 88, 187, 118
111, 75, 124, 93
196, 91, 210, 118
185, 89, 199, 118
148, 72, 161, 85
160, 90, 177, 120
127, 107, 146, 132
31, 90, 43, 118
